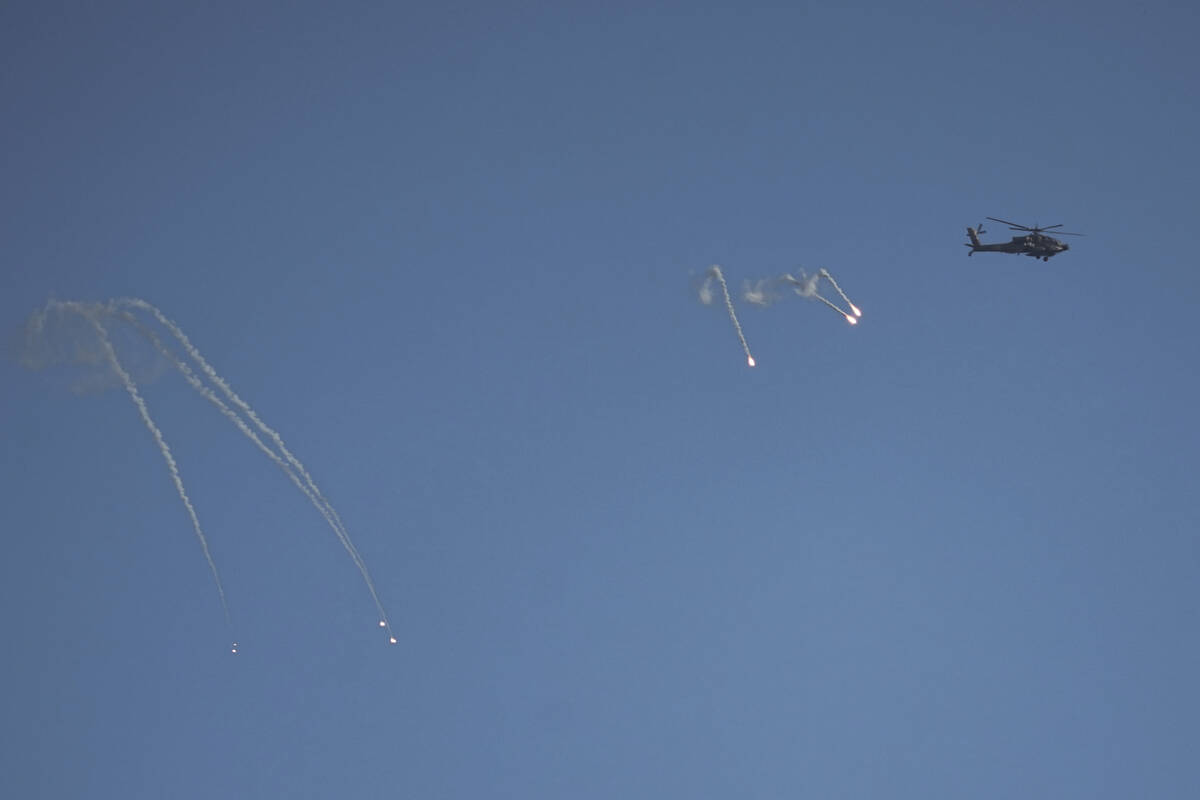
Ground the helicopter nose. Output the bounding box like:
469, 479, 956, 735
1062, 243, 1069, 250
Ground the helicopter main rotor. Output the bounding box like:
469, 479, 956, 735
985, 216, 1084, 237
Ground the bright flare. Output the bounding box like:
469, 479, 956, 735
850, 303, 862, 317
389, 637, 398, 644
747, 356, 756, 367
845, 315, 858, 325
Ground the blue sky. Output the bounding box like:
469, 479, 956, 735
3, 1, 1199, 797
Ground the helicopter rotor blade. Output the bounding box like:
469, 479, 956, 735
985, 217, 1081, 236
986, 216, 1031, 231
1031, 224, 1084, 237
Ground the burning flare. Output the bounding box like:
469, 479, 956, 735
701, 265, 758, 368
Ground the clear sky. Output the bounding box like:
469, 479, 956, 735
3, 1, 1199, 797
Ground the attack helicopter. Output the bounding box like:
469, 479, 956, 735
965, 217, 1081, 261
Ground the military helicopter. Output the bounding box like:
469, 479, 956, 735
965, 217, 1082, 261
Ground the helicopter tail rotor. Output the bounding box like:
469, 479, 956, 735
966, 226, 982, 250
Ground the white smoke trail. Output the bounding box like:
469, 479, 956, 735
114, 311, 350, 558
706, 265, 756, 367
114, 310, 399, 639
53, 301, 233, 629
115, 298, 397, 643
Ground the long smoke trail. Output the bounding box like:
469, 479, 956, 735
114, 309, 398, 640
116, 298, 396, 642
114, 310, 355, 577
706, 266, 756, 367
56, 301, 233, 628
